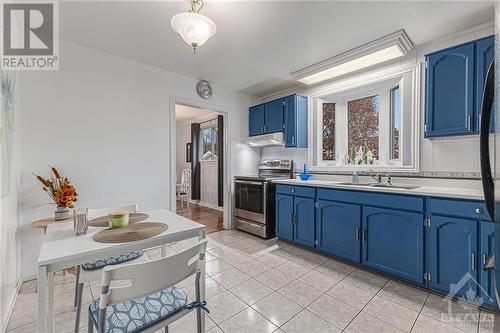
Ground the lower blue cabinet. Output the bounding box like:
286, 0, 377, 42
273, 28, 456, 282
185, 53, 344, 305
316, 200, 361, 263
293, 196, 316, 247
362, 207, 424, 284
276, 190, 315, 245
276, 194, 293, 241
479, 221, 496, 307
428, 216, 478, 298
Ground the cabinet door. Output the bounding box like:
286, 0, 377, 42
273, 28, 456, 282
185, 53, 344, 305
249, 104, 265, 136
476, 36, 495, 132
316, 200, 361, 263
276, 194, 294, 241
425, 43, 475, 137
294, 196, 315, 247
428, 216, 478, 298
480, 221, 496, 308
283, 95, 296, 147
264, 99, 284, 133
362, 207, 424, 284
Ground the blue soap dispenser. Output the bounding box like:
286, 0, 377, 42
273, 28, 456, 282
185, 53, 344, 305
352, 170, 359, 184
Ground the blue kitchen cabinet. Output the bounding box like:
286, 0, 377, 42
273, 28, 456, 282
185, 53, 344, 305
249, 104, 265, 136
479, 221, 496, 308
284, 94, 308, 148
362, 207, 424, 284
248, 94, 307, 147
293, 196, 316, 247
425, 42, 475, 137
316, 200, 361, 263
427, 216, 478, 298
477, 36, 495, 132
276, 193, 294, 241
264, 99, 284, 133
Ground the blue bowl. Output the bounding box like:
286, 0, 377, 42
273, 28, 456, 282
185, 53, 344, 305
299, 173, 312, 181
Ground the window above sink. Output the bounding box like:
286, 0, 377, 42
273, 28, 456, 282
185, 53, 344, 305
310, 65, 420, 173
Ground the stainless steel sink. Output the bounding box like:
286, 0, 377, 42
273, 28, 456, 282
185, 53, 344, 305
335, 182, 375, 186
369, 184, 421, 190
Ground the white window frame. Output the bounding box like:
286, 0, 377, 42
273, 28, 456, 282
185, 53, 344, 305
310, 65, 420, 172
200, 119, 218, 162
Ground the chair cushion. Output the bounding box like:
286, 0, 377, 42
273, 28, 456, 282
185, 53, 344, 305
82, 250, 144, 271
89, 286, 188, 333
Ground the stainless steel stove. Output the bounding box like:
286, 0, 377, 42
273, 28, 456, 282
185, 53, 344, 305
234, 160, 293, 238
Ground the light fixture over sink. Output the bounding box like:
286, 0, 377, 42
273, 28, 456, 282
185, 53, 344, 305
171, 0, 217, 54
292, 30, 413, 85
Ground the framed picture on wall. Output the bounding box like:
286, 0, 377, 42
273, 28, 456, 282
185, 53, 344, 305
186, 143, 192, 162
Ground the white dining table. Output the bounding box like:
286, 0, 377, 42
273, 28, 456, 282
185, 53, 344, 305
37, 209, 206, 333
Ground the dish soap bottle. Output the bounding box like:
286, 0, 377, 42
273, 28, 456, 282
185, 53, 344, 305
352, 170, 359, 184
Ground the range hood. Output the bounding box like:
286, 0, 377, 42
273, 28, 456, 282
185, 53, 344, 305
242, 132, 285, 147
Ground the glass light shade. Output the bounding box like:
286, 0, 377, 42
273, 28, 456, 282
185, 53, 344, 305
171, 12, 217, 48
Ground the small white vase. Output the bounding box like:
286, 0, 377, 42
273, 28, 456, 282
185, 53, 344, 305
55, 206, 70, 221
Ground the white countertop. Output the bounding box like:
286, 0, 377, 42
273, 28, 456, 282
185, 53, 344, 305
272, 178, 486, 201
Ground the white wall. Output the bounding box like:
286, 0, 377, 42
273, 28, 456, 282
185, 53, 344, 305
175, 122, 191, 183
18, 40, 259, 279
261, 23, 494, 179
0, 76, 22, 332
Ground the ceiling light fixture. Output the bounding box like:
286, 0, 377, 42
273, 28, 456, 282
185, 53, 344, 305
292, 30, 413, 85
171, 0, 217, 54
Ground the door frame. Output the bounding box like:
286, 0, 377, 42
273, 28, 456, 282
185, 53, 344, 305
169, 95, 232, 230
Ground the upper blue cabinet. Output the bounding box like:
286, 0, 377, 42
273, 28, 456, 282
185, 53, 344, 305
425, 36, 494, 138
248, 94, 308, 148
477, 36, 495, 131
249, 104, 265, 136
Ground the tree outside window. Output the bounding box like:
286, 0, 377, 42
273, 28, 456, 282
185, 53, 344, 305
347, 95, 380, 159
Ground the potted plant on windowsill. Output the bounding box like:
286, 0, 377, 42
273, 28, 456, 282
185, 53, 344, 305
34, 167, 78, 220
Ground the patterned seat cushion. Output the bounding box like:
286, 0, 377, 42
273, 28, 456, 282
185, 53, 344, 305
82, 250, 144, 271
89, 286, 188, 333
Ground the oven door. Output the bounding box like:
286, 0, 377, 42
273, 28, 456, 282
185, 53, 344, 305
234, 179, 266, 223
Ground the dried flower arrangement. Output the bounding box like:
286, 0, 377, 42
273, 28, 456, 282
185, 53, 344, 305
34, 167, 78, 209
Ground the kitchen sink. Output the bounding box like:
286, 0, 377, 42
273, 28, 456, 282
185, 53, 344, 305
370, 184, 421, 190
335, 182, 375, 186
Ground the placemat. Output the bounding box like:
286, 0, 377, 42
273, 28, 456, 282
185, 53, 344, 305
93, 222, 168, 243
88, 212, 149, 227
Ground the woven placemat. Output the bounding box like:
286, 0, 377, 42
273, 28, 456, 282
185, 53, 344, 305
93, 222, 168, 243
88, 212, 149, 227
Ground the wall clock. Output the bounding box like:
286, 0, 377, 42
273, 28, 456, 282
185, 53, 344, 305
196, 80, 212, 99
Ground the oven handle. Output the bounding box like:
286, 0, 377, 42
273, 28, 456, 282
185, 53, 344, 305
234, 180, 264, 185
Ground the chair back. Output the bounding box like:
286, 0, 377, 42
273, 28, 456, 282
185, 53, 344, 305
88, 204, 138, 218
99, 240, 207, 308
179, 169, 191, 193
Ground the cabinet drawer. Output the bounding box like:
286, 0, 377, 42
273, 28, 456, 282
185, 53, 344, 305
429, 197, 490, 221
317, 188, 424, 212
276, 184, 315, 198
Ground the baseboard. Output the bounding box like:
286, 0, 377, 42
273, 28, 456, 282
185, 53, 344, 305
1, 278, 22, 333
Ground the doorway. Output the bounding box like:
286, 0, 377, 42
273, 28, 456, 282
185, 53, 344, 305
173, 102, 228, 233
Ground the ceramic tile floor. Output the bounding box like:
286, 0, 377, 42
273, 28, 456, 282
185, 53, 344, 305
6, 229, 500, 333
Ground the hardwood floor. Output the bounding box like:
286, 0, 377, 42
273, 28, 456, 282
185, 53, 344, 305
176, 201, 224, 234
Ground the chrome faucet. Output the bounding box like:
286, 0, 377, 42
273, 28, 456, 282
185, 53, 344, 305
365, 169, 383, 183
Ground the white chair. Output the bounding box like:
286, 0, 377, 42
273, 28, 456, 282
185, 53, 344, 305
176, 169, 191, 211
74, 204, 146, 332
88, 240, 208, 333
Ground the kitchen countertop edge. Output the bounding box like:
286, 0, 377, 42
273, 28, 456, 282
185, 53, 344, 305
271, 179, 485, 201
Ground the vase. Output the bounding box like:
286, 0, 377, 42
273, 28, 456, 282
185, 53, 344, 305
55, 206, 70, 221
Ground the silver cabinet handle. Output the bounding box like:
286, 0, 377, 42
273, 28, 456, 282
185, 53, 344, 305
291, 188, 296, 193
472, 252, 476, 271
362, 230, 366, 242
483, 253, 487, 271
475, 208, 483, 214
291, 136, 295, 145
289, 214, 294, 224
467, 115, 472, 130
356, 228, 360, 241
